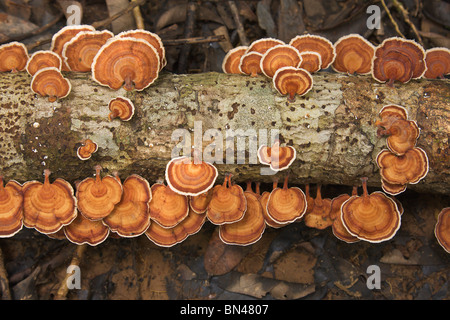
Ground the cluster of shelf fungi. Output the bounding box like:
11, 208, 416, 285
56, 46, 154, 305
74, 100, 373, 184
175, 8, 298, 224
0, 25, 448, 254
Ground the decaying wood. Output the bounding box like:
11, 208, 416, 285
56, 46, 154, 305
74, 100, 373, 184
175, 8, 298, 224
0, 71, 448, 194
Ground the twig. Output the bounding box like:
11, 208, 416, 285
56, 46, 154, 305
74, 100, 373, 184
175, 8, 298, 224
177, 0, 198, 74
131, 0, 145, 30
163, 34, 225, 46
380, 0, 405, 38
391, 0, 423, 45
227, 0, 249, 46
54, 244, 87, 300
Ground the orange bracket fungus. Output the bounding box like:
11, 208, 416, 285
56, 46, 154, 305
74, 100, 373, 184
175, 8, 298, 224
298, 51, 322, 73
246, 38, 285, 54
103, 174, 152, 237
51, 25, 96, 71
273, 66, 313, 102
26, 50, 62, 76
376, 147, 429, 186
76, 165, 123, 221
92, 37, 160, 91
165, 152, 218, 197
0, 41, 28, 72
289, 34, 336, 69
340, 177, 401, 243
22, 169, 77, 234
266, 176, 307, 225
146, 208, 206, 247
371, 37, 426, 86
219, 190, 266, 246
0, 176, 23, 238
332, 34, 375, 75
434, 207, 450, 254
118, 29, 166, 71
381, 179, 407, 196
206, 174, 246, 225
239, 51, 263, 77
108, 97, 135, 121
303, 184, 333, 230
260, 44, 302, 78
257, 139, 296, 171
77, 139, 98, 161
221, 46, 248, 74
148, 183, 189, 228
62, 30, 114, 72
30, 67, 71, 102
423, 47, 450, 79
64, 210, 110, 246
377, 119, 420, 156
329, 186, 360, 243
190, 189, 213, 214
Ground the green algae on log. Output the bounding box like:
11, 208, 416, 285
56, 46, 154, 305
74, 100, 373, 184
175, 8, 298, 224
0, 71, 448, 195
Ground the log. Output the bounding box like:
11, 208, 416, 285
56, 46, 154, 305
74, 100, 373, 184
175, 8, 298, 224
0, 71, 449, 194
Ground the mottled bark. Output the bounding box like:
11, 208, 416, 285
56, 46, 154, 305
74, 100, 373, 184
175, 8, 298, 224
0, 71, 448, 194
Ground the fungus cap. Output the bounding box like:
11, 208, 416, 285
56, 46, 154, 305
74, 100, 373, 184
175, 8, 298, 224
77, 139, 98, 160
22, 170, 77, 234
0, 41, 28, 72
62, 30, 114, 72
190, 189, 213, 214
26, 50, 62, 76
165, 154, 218, 197
222, 46, 248, 74
332, 34, 375, 75
239, 51, 263, 77
423, 47, 450, 79
260, 44, 302, 78
434, 207, 450, 253
273, 66, 313, 102
219, 191, 266, 246
148, 183, 189, 228
266, 176, 307, 224
289, 34, 336, 69
378, 104, 409, 123
330, 187, 360, 243
298, 51, 322, 73
247, 38, 285, 54
206, 175, 247, 225
92, 37, 160, 91
64, 210, 110, 246
257, 140, 296, 171
0, 177, 23, 238
30, 67, 71, 102
341, 178, 401, 243
259, 190, 285, 228
108, 97, 135, 121
381, 179, 407, 196
303, 184, 333, 230
378, 119, 420, 156
76, 165, 123, 221
376, 147, 429, 185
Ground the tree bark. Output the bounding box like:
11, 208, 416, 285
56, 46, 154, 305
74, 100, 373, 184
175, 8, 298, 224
0, 71, 448, 194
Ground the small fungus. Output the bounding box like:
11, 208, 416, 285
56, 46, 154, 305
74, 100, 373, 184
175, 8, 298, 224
260, 44, 302, 78
30, 67, 71, 102
329, 186, 360, 243
272, 66, 313, 102
222, 46, 248, 74
332, 34, 375, 75
0, 176, 23, 238
239, 51, 263, 77
298, 51, 322, 73
148, 183, 189, 228
246, 38, 285, 54
77, 139, 98, 161
108, 97, 135, 121
303, 184, 333, 230
257, 139, 296, 171
0, 41, 28, 72
289, 34, 336, 69
26, 50, 62, 76
423, 47, 450, 79
64, 210, 110, 246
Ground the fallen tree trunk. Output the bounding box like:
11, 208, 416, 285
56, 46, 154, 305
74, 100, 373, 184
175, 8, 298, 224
0, 71, 448, 194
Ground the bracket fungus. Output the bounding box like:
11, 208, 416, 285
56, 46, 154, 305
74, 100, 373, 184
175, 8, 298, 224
329, 187, 360, 243
190, 189, 213, 214
260, 44, 302, 78
76, 165, 123, 221
289, 34, 336, 69
219, 190, 266, 246
146, 208, 206, 247
376, 147, 429, 186
92, 37, 160, 91
22, 170, 77, 234
423, 47, 450, 79
103, 174, 152, 237
50, 25, 96, 71
247, 38, 285, 54
434, 207, 450, 254
381, 179, 407, 196
206, 174, 246, 225
62, 30, 114, 72
273, 66, 313, 102
257, 139, 296, 171
303, 184, 333, 230
340, 177, 401, 243
26, 50, 62, 76
239, 51, 263, 77
371, 37, 426, 86
377, 119, 420, 156
108, 97, 135, 121
298, 51, 322, 73
266, 176, 307, 225
118, 29, 166, 71
332, 34, 375, 75
0, 176, 23, 238
222, 46, 247, 74
165, 152, 218, 197
148, 183, 189, 228
77, 139, 98, 161
64, 210, 110, 246
30, 67, 71, 102
0, 41, 28, 72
